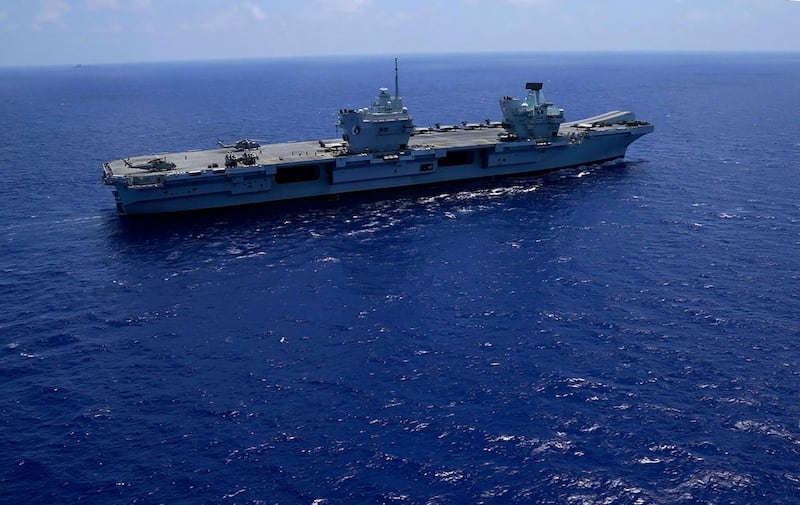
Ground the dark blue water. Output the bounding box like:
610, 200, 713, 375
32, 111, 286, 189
2, 53, 799, 504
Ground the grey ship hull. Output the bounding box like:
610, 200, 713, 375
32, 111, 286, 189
103, 113, 652, 216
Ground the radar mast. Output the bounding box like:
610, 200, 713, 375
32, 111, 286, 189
394, 57, 399, 99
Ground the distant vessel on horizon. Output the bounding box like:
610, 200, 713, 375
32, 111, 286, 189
102, 60, 653, 215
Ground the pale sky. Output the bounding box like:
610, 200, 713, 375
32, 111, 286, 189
1, 0, 798, 66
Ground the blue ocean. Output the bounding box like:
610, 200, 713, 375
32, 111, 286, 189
1, 53, 799, 504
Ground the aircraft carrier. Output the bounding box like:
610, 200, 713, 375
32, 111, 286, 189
103, 61, 653, 215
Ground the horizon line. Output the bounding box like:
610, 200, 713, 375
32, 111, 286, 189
2, 49, 799, 69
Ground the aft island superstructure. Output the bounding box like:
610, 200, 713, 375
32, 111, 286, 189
102, 61, 653, 215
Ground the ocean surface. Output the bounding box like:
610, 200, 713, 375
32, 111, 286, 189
1, 52, 799, 504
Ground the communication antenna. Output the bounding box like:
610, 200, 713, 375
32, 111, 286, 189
394, 57, 399, 99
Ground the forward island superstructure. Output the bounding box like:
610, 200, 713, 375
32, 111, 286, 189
103, 61, 653, 215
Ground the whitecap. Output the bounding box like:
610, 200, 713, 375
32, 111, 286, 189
435, 469, 466, 483
639, 457, 662, 464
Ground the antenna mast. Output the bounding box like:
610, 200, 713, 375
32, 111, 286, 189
394, 57, 399, 99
